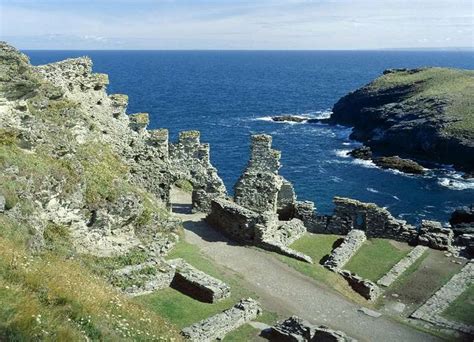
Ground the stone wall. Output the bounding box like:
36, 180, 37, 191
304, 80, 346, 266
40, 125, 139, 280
324, 230, 367, 270
377, 245, 428, 287
169, 130, 226, 212
181, 298, 262, 341
265, 315, 356, 342
337, 270, 381, 301
168, 258, 231, 303
327, 197, 418, 242
206, 198, 263, 243
277, 178, 297, 220
411, 262, 473, 334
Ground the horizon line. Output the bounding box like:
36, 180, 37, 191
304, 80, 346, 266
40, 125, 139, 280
20, 47, 474, 52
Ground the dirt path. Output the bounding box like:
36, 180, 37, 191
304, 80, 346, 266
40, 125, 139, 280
171, 189, 439, 342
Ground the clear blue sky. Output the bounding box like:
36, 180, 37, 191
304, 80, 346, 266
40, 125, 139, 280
1, 0, 473, 50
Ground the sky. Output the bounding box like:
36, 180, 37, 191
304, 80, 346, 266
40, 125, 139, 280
0, 0, 473, 50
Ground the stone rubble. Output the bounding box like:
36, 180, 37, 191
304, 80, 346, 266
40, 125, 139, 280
411, 262, 474, 334
417, 220, 454, 251
324, 230, 367, 270
377, 245, 428, 287
168, 258, 231, 303
181, 298, 262, 341
265, 315, 356, 341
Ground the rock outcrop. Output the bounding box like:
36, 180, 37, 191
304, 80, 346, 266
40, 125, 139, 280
373, 156, 425, 174
329, 67, 474, 173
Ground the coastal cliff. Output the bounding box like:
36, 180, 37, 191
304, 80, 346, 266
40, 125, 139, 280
329, 67, 474, 173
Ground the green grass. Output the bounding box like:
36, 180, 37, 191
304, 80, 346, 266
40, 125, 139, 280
137, 239, 278, 329
442, 285, 474, 325
370, 67, 474, 138
276, 233, 368, 304
344, 239, 410, 282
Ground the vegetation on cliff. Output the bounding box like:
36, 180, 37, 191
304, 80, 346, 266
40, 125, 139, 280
330, 67, 474, 172
0, 43, 182, 340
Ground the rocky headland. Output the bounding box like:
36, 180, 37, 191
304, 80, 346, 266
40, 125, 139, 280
327, 67, 474, 174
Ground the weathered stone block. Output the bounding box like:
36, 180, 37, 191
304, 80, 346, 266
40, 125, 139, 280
168, 258, 230, 303
181, 298, 261, 341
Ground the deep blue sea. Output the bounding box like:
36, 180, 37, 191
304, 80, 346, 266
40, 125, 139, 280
26, 50, 474, 224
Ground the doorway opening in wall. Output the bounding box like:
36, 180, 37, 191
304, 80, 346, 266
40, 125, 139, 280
355, 212, 366, 230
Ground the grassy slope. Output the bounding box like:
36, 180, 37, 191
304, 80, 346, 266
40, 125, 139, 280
136, 239, 278, 332
344, 239, 411, 282
370, 67, 474, 138
0, 217, 181, 341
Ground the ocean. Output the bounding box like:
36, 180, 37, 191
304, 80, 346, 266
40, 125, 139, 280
26, 50, 474, 224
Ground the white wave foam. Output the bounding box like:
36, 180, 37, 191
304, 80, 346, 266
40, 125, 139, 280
366, 187, 380, 193
392, 195, 400, 201
252, 109, 332, 124
352, 158, 377, 169
334, 149, 351, 158
437, 176, 474, 191
252, 116, 274, 122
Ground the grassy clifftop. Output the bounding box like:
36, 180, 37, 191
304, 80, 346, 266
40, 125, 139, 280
331, 67, 474, 172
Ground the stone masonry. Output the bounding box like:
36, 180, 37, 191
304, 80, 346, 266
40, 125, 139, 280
265, 315, 356, 341
411, 262, 474, 334
168, 258, 231, 303
206, 134, 310, 262
169, 130, 227, 213
181, 298, 262, 341
234, 134, 283, 214
377, 245, 428, 287
327, 197, 418, 242
324, 230, 367, 271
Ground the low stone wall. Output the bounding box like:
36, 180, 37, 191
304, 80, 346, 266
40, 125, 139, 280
337, 270, 381, 301
377, 245, 428, 287
181, 298, 262, 341
265, 315, 356, 341
324, 230, 367, 270
168, 258, 231, 303
411, 262, 474, 334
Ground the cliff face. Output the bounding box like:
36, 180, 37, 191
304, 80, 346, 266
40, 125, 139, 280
330, 68, 474, 172
0, 42, 228, 339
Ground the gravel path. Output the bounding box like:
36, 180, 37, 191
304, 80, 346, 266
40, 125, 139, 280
171, 189, 439, 342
